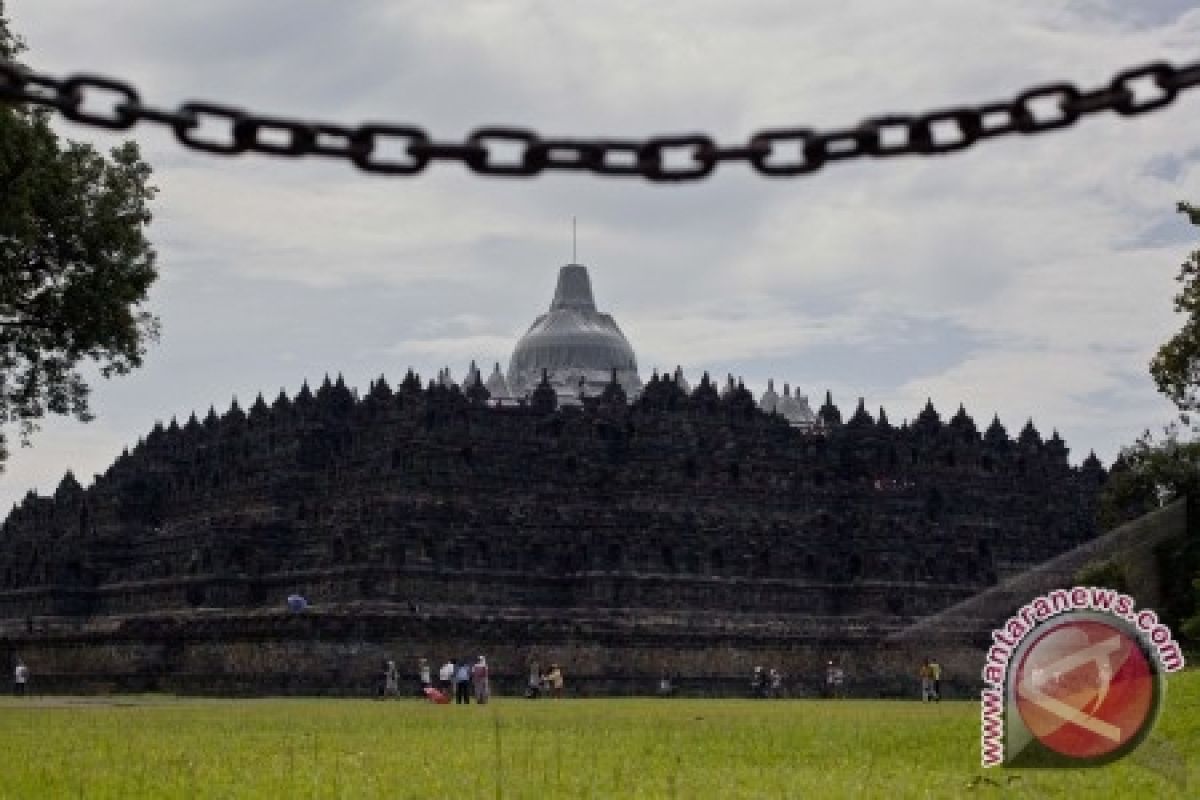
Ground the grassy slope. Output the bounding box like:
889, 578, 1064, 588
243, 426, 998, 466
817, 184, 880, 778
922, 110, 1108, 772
0, 671, 1196, 799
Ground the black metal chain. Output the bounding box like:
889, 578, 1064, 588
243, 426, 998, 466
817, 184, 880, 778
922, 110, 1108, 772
1, 59, 1197, 182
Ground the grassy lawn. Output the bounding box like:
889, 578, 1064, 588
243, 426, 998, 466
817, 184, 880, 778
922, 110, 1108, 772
0, 671, 1196, 799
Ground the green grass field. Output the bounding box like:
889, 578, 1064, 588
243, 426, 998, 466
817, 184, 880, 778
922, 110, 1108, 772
0, 672, 1196, 799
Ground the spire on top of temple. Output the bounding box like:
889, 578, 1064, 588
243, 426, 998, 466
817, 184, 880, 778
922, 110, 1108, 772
1045, 429, 1068, 462
368, 376, 392, 402
691, 371, 720, 409
464, 367, 490, 406
296, 380, 314, 406
464, 360, 482, 388
949, 403, 976, 437
847, 397, 874, 428
400, 369, 422, 395
984, 414, 1007, 446
818, 390, 842, 427
1019, 419, 1042, 447
600, 367, 628, 406
317, 373, 334, 402
225, 396, 246, 425
55, 470, 83, 502
530, 368, 557, 413
250, 393, 270, 420
760, 379, 779, 414
485, 362, 511, 400
673, 366, 690, 394
914, 398, 941, 433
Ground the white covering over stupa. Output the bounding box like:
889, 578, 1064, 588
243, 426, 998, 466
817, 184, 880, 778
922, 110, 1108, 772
507, 264, 642, 401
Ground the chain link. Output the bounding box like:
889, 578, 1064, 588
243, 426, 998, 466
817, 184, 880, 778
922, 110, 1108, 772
0, 58, 1196, 182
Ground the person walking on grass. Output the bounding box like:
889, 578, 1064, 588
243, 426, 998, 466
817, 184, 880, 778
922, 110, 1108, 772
546, 663, 564, 699
929, 658, 942, 702
438, 659, 454, 695
472, 656, 490, 704
454, 659, 472, 704
657, 668, 674, 698
751, 666, 767, 699
13, 660, 28, 697
825, 660, 845, 698
919, 659, 934, 702
526, 660, 541, 699
418, 657, 432, 695
384, 659, 399, 698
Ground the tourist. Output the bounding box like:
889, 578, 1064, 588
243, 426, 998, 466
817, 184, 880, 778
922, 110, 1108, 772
472, 656, 490, 704
454, 659, 472, 704
418, 657, 432, 694
13, 659, 28, 697
919, 659, 933, 702
546, 663, 564, 699
825, 660, 845, 698
374, 662, 388, 695
438, 659, 454, 694
929, 658, 942, 702
768, 668, 783, 699
751, 666, 767, 699
526, 661, 541, 699
385, 659, 400, 697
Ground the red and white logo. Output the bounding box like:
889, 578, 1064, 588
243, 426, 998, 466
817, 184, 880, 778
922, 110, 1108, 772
1013, 618, 1157, 761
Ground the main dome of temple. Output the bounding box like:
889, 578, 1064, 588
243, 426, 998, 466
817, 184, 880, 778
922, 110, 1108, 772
507, 264, 642, 400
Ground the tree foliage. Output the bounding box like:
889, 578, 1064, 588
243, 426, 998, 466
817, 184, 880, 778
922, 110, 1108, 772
1098, 429, 1200, 529
1149, 202, 1200, 424
0, 3, 159, 469
1101, 200, 1200, 643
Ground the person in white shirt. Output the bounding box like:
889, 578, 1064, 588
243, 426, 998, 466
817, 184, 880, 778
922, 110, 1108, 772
418, 658, 432, 693
13, 660, 29, 696
453, 660, 472, 704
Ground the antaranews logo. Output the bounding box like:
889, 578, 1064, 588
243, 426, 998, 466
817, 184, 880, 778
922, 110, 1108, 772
980, 587, 1185, 768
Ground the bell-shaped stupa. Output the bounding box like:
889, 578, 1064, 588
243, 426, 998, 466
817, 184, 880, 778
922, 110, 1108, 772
507, 264, 642, 401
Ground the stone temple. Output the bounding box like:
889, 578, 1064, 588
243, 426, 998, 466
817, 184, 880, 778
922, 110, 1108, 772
0, 262, 1108, 696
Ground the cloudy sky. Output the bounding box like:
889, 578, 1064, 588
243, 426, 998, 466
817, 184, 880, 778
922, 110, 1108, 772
3, 0, 1199, 511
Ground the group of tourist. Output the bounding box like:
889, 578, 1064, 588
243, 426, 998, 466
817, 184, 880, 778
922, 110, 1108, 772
750, 666, 786, 698
376, 656, 491, 703
524, 661, 565, 699
433, 657, 491, 703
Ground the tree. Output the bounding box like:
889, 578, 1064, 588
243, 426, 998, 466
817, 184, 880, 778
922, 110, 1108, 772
1101, 201, 1200, 643
0, 3, 159, 470
1101, 202, 1200, 527
1149, 201, 1200, 425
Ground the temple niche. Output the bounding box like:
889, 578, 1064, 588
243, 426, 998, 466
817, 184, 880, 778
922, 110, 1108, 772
0, 263, 1108, 629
